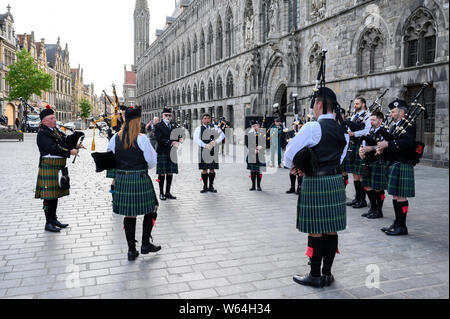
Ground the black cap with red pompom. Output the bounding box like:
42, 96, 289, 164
40, 105, 55, 120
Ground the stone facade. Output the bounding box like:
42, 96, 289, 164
135, 0, 449, 167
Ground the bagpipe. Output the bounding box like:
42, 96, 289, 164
376, 83, 429, 165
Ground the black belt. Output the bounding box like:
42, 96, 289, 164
306, 168, 342, 177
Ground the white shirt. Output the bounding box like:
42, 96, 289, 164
284, 114, 350, 169
349, 110, 371, 138
107, 133, 157, 169
193, 125, 225, 148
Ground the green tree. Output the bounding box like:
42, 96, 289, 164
6, 49, 53, 102
79, 98, 92, 119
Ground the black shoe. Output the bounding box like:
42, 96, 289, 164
45, 223, 60, 233
165, 193, 177, 200
361, 210, 372, 218
159, 194, 166, 201
386, 226, 408, 236
367, 210, 384, 219
209, 186, 218, 193
293, 274, 324, 288
347, 199, 358, 207
381, 224, 395, 233
249, 187, 256, 191
296, 188, 301, 195
141, 243, 162, 254
200, 188, 209, 194
257, 187, 262, 192
352, 200, 368, 209
53, 220, 69, 229
128, 251, 139, 261
286, 188, 296, 194
322, 274, 335, 287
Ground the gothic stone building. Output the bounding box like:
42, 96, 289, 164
135, 0, 449, 167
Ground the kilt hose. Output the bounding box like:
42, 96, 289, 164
297, 174, 347, 234
35, 158, 69, 200
247, 161, 266, 173
341, 141, 363, 174
113, 170, 158, 217
156, 153, 179, 175
362, 159, 388, 191
388, 162, 415, 198
106, 169, 116, 179
198, 148, 219, 170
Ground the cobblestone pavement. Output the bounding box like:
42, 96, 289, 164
0, 132, 448, 299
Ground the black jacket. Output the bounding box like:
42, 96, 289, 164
36, 126, 72, 158
154, 122, 180, 154
385, 123, 417, 165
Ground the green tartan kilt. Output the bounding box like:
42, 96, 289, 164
35, 158, 70, 200
113, 169, 158, 217
388, 162, 415, 198
362, 160, 388, 191
106, 169, 116, 179
297, 174, 347, 234
198, 149, 219, 170
156, 153, 179, 175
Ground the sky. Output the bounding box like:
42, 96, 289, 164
5, 0, 175, 97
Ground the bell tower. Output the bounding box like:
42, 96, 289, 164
134, 0, 150, 69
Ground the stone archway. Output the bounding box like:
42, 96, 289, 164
273, 84, 288, 121
5, 103, 16, 126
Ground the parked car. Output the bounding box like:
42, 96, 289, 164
26, 115, 41, 133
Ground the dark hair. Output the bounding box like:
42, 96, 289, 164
316, 96, 336, 113
371, 111, 384, 121
355, 97, 367, 108
202, 113, 211, 119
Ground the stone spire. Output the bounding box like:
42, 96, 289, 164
134, 0, 150, 69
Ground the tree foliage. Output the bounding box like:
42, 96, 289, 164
6, 49, 53, 102
79, 98, 92, 119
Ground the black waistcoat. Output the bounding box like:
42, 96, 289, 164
201, 125, 215, 146
312, 119, 347, 170
115, 135, 147, 170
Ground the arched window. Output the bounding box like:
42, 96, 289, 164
172, 52, 176, 80
193, 36, 198, 71
176, 49, 180, 78
262, 0, 270, 42
187, 85, 192, 103
288, 0, 298, 32
200, 81, 206, 102
200, 29, 205, 68
226, 72, 234, 97
166, 55, 170, 83
358, 27, 384, 75
404, 8, 437, 67
225, 8, 233, 57
216, 16, 223, 61
216, 76, 223, 99
187, 40, 192, 74
177, 89, 181, 105
181, 45, 185, 76
193, 83, 198, 102
208, 79, 214, 100
207, 24, 213, 65
182, 87, 186, 104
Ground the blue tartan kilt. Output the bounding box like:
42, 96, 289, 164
157, 153, 179, 175
388, 162, 415, 198
198, 149, 219, 170
113, 170, 158, 217
106, 169, 116, 179
342, 142, 363, 174
362, 160, 388, 191
297, 174, 347, 234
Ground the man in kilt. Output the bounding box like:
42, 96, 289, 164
35, 106, 84, 233
376, 99, 416, 236
342, 98, 371, 209
284, 87, 349, 288
194, 113, 225, 193
154, 107, 183, 201
245, 120, 267, 191
269, 118, 284, 168
107, 107, 161, 261
359, 112, 388, 220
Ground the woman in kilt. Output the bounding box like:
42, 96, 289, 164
284, 88, 349, 288
359, 112, 388, 219
245, 120, 266, 191
107, 107, 161, 261
194, 113, 225, 193
376, 100, 416, 237
154, 108, 183, 201
35, 106, 84, 233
